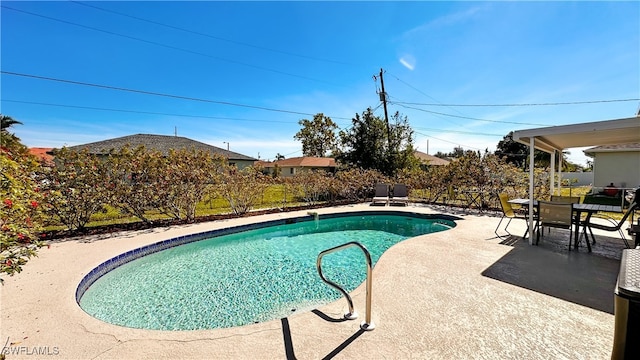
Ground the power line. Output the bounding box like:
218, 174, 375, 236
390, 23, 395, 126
392, 98, 640, 107
2, 99, 298, 124
69, 0, 353, 67
1, 70, 352, 120
412, 126, 504, 137
413, 130, 483, 151
2, 4, 336, 86
390, 101, 548, 126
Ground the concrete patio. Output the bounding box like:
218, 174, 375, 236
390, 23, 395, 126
0, 203, 629, 359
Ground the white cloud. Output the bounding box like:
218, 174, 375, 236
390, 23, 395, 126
399, 56, 415, 71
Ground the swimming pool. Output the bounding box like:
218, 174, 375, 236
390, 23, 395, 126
77, 211, 456, 330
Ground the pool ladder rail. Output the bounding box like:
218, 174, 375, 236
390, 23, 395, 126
316, 241, 375, 331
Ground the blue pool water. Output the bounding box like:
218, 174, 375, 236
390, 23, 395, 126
78, 213, 455, 330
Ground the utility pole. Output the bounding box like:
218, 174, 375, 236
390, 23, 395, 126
379, 68, 391, 146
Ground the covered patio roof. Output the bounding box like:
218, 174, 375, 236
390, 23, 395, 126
512, 116, 640, 153
510, 115, 640, 244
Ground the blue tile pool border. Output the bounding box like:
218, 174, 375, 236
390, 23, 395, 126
75, 210, 457, 304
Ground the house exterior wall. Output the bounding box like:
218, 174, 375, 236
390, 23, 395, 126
231, 160, 256, 170
593, 151, 640, 188
559, 172, 594, 186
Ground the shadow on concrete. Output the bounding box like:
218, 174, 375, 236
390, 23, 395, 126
482, 236, 621, 314
321, 329, 366, 360
280, 311, 368, 360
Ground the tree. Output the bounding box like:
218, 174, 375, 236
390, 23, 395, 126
495, 131, 552, 169
338, 108, 417, 177
294, 113, 338, 157
0, 114, 22, 131
1, 114, 23, 148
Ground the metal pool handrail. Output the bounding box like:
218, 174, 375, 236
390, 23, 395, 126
316, 241, 375, 331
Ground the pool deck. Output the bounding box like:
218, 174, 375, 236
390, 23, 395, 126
1, 203, 627, 359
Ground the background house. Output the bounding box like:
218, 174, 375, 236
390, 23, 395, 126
584, 142, 640, 190
414, 150, 450, 167
28, 147, 55, 165
256, 157, 337, 177
59, 134, 257, 169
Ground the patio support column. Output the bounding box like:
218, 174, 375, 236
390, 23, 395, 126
528, 137, 535, 244
551, 149, 556, 196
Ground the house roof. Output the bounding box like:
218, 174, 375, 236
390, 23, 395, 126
583, 142, 640, 155
414, 151, 450, 166
257, 156, 336, 168
62, 134, 257, 161
29, 147, 54, 164
512, 116, 640, 153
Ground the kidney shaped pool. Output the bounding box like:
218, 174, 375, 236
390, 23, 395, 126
77, 211, 456, 330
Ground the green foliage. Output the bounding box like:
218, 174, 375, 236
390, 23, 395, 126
1, 129, 44, 282
107, 145, 164, 224
294, 113, 338, 157
40, 147, 109, 231
0, 114, 23, 149
338, 109, 417, 177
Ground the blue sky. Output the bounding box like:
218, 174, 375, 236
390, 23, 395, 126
2, 1, 639, 165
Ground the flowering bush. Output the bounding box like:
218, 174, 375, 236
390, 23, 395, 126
218, 165, 270, 215
155, 148, 225, 221
40, 147, 109, 231
1, 142, 44, 282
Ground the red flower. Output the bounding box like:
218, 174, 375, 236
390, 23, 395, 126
6, 259, 12, 267
17, 233, 25, 241
3, 199, 12, 208
30, 201, 38, 208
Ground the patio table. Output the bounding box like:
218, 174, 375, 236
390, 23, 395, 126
573, 203, 622, 251
507, 199, 622, 252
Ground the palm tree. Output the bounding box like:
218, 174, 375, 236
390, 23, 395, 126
1, 114, 23, 147
1, 114, 22, 131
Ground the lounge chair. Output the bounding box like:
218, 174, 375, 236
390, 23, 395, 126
390, 184, 409, 206
371, 183, 390, 205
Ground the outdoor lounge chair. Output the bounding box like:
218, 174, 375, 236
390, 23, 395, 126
371, 183, 390, 205
495, 193, 533, 240
390, 184, 409, 206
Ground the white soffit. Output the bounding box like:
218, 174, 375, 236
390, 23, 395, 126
512, 116, 640, 153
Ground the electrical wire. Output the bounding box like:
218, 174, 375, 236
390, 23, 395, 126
2, 99, 298, 124
392, 98, 640, 107
2, 4, 337, 86
413, 130, 483, 151
69, 0, 353, 66
1, 70, 352, 120
390, 101, 548, 126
